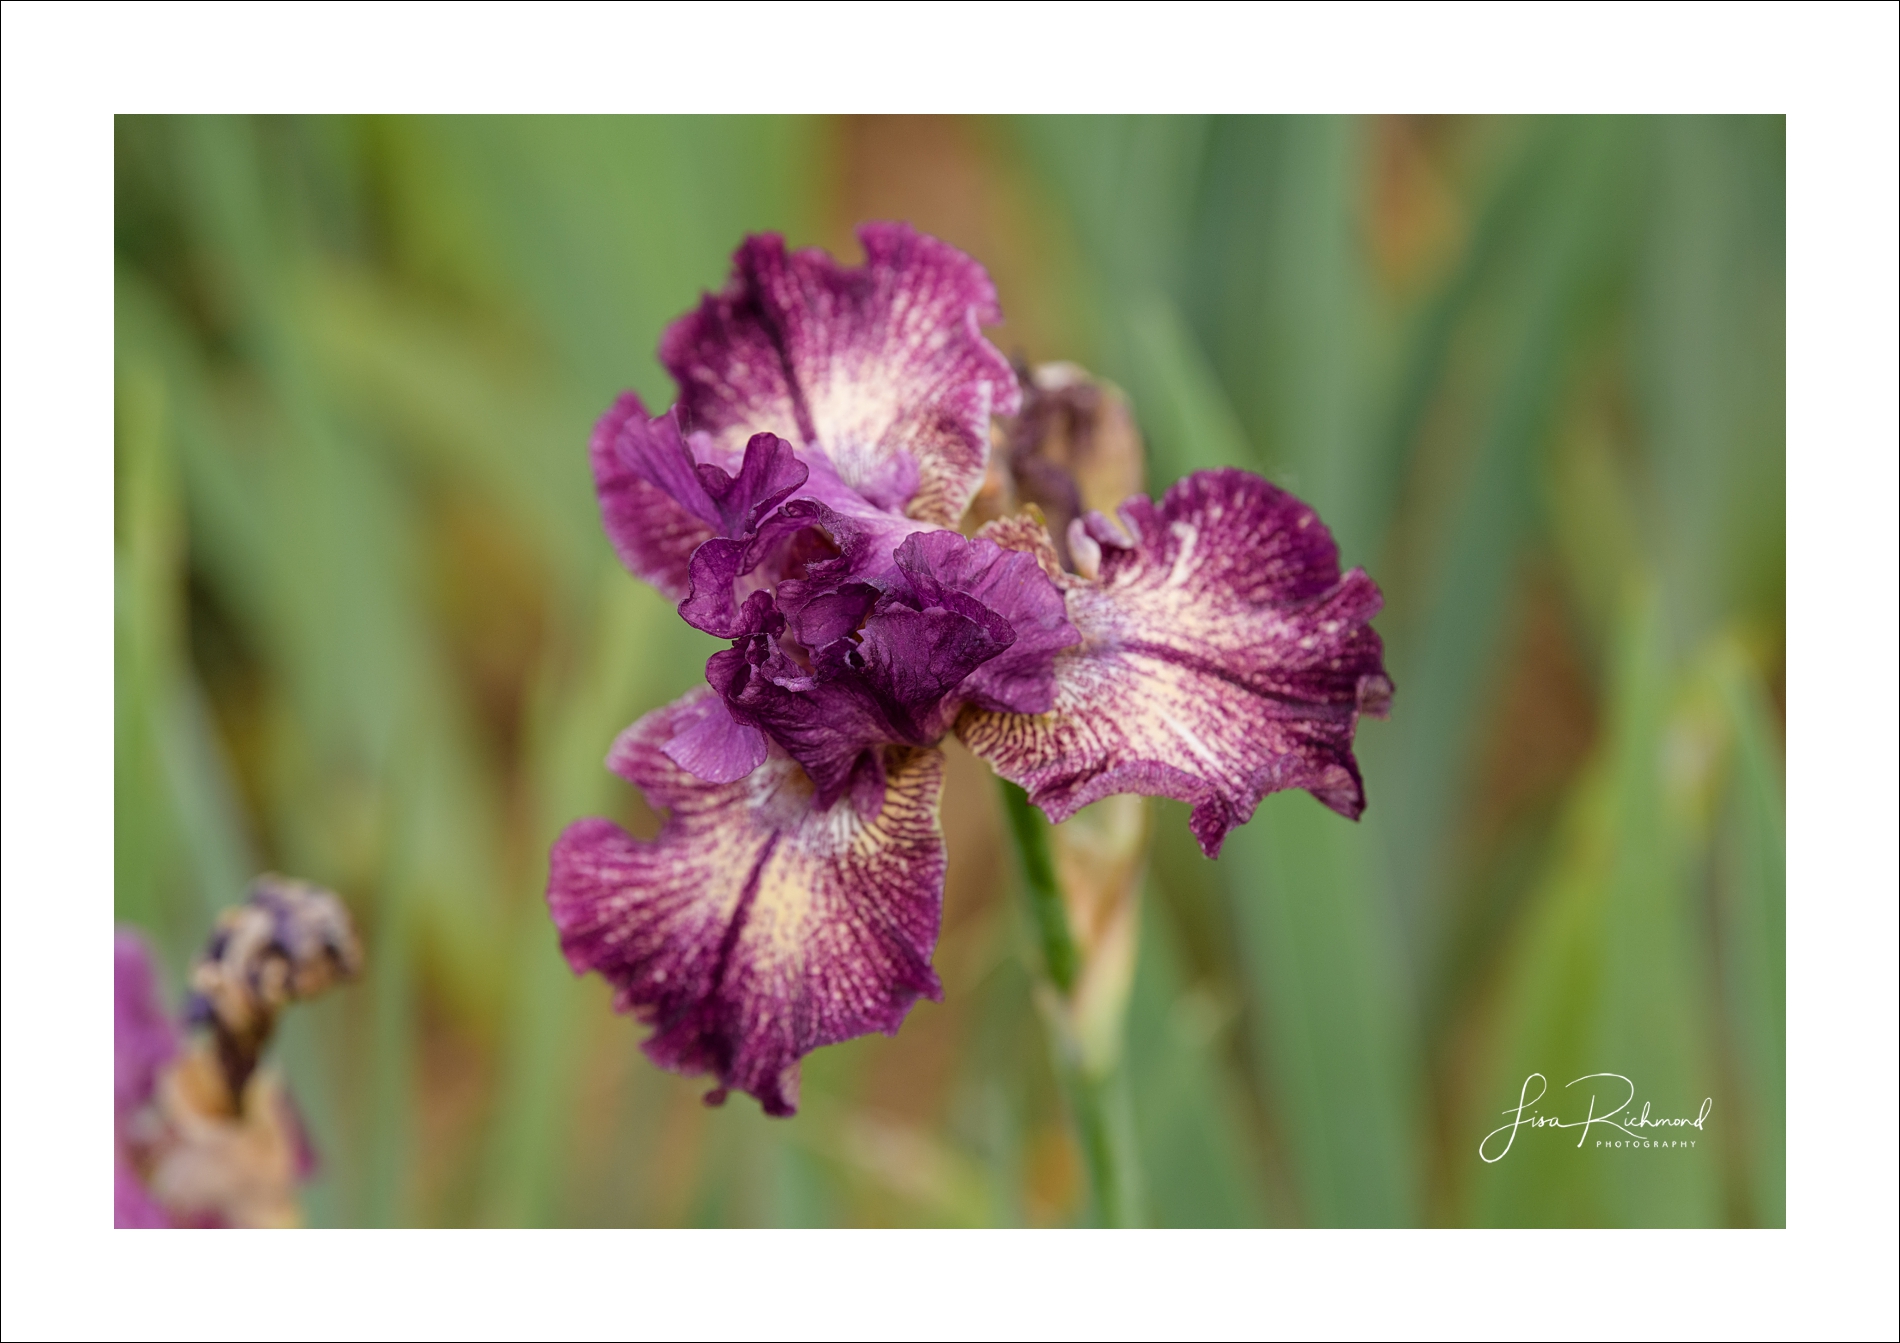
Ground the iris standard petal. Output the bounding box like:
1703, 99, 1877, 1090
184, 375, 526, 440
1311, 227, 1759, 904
660, 223, 1019, 528
681, 497, 866, 639
958, 469, 1392, 858
547, 689, 947, 1116
659, 689, 769, 785
709, 595, 1012, 809
892, 530, 1079, 715
590, 392, 716, 602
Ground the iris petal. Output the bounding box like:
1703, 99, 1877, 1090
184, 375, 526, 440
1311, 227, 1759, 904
116, 932, 177, 1118
893, 530, 1079, 715
589, 392, 716, 602
711, 598, 1010, 808
660, 223, 1019, 527
958, 469, 1392, 858
660, 691, 769, 785
548, 689, 947, 1116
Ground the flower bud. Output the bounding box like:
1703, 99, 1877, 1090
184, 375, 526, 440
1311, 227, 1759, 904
187, 874, 363, 1100
985, 362, 1146, 571
1045, 793, 1151, 1076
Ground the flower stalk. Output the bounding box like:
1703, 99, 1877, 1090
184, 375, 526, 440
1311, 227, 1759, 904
1000, 779, 1147, 1228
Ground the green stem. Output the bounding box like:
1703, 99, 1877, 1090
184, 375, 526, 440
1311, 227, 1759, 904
997, 780, 1142, 1227
999, 780, 1078, 992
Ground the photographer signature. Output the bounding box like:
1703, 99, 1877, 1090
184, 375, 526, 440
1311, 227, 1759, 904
1480, 1073, 1713, 1163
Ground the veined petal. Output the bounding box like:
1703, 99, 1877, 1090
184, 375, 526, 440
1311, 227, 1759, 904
661, 223, 1020, 528
660, 690, 768, 784
959, 469, 1392, 858
547, 689, 947, 1116
590, 392, 716, 602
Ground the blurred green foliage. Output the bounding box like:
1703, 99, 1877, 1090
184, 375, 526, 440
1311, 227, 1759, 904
114, 115, 1784, 1226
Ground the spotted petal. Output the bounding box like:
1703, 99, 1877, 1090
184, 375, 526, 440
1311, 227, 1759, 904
547, 689, 947, 1115
661, 223, 1019, 528
958, 469, 1392, 858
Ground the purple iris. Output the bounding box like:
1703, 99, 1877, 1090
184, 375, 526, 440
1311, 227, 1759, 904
549, 224, 1391, 1116
115, 933, 180, 1228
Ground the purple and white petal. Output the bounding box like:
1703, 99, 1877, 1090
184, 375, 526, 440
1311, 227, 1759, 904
892, 530, 1079, 715
958, 469, 1392, 858
547, 689, 947, 1116
661, 223, 1020, 527
591, 392, 717, 602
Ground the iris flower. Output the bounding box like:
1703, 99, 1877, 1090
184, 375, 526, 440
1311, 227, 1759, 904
549, 224, 1390, 1115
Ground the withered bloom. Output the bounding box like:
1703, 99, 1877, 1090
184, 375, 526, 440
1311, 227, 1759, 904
550, 224, 1390, 1115
114, 876, 361, 1228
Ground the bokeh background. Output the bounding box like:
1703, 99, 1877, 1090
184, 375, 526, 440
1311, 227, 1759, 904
113, 115, 1784, 1227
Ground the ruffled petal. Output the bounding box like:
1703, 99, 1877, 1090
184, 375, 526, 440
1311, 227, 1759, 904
590, 392, 716, 602
701, 432, 810, 536
547, 689, 947, 1116
892, 530, 1079, 714
697, 533, 1063, 809
708, 595, 1011, 809
958, 469, 1392, 858
661, 223, 1020, 528
681, 498, 868, 639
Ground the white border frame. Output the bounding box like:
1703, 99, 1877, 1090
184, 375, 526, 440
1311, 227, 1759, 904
4, 3, 1894, 1339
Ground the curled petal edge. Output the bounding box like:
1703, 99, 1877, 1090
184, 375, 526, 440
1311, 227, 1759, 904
958, 469, 1392, 858
548, 689, 948, 1115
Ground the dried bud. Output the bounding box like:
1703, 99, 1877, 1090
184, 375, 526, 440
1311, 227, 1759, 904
985, 362, 1146, 569
117, 881, 351, 1228
146, 1040, 310, 1229
187, 875, 362, 1101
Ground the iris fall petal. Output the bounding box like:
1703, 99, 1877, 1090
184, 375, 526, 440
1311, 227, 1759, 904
959, 469, 1391, 858
547, 689, 947, 1116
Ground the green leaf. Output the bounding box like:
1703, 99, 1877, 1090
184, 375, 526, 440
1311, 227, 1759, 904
1221, 794, 1419, 1225
1473, 590, 1724, 1226
1715, 649, 1785, 1226
1124, 893, 1269, 1226
1634, 117, 1787, 648
1380, 118, 1640, 961
1121, 292, 1258, 481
